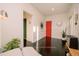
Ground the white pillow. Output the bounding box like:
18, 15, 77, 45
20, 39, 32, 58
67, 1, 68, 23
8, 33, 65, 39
0, 48, 22, 56
22, 47, 41, 56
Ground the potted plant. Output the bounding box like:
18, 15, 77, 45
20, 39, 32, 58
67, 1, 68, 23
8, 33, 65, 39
62, 30, 66, 38
3, 38, 20, 52
62, 30, 67, 48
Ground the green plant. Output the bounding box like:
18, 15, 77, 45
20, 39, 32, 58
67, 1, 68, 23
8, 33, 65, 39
62, 31, 66, 38
4, 38, 20, 52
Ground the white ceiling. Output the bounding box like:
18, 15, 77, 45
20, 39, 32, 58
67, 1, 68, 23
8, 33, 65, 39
31, 3, 72, 16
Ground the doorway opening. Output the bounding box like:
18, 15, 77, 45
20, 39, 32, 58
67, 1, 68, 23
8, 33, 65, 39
23, 18, 27, 47
23, 11, 32, 47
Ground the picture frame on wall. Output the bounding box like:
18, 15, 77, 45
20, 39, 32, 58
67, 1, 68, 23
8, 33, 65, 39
40, 22, 43, 29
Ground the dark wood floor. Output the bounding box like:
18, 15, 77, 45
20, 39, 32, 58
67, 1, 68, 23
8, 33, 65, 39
32, 37, 66, 56
25, 36, 79, 56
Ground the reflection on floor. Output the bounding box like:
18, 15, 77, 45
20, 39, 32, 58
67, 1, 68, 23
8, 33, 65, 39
32, 37, 66, 56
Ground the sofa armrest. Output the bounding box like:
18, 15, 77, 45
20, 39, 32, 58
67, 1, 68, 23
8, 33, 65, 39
0, 48, 22, 56
22, 47, 41, 56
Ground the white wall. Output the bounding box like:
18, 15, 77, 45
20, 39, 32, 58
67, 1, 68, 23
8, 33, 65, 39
0, 3, 43, 48
0, 4, 23, 48
39, 17, 45, 39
